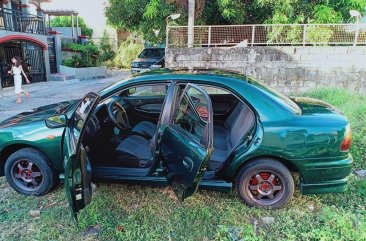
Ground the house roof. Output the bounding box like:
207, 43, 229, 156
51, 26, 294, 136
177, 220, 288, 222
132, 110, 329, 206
43, 9, 78, 16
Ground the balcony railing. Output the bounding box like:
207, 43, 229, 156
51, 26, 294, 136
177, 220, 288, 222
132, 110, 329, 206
0, 7, 45, 35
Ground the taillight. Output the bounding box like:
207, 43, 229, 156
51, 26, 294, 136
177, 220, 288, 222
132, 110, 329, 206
340, 124, 352, 152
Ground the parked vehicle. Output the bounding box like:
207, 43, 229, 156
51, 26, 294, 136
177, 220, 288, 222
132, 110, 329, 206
131, 48, 165, 74
0, 68, 352, 219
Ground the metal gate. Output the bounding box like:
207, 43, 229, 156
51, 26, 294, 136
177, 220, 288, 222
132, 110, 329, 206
0, 40, 46, 88
47, 36, 57, 74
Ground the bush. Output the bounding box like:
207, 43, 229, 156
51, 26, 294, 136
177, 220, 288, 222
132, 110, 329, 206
99, 31, 116, 63
111, 37, 144, 69
62, 55, 82, 68
63, 43, 100, 67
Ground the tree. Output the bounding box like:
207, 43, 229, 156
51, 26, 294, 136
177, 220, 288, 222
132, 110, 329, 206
99, 30, 116, 62
105, 0, 366, 43
50, 16, 94, 37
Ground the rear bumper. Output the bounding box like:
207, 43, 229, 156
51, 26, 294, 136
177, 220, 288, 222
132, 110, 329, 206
301, 178, 348, 194
300, 154, 353, 194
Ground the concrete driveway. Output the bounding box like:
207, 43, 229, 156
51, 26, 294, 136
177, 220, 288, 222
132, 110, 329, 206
0, 71, 131, 122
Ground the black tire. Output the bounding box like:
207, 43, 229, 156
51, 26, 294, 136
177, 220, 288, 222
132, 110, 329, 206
236, 158, 294, 209
4, 147, 55, 196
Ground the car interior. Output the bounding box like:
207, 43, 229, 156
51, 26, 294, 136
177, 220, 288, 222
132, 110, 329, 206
81, 82, 256, 177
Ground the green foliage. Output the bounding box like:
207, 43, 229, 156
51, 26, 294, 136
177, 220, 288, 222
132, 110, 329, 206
214, 224, 260, 241
111, 37, 144, 69
312, 5, 343, 23
106, 0, 176, 43
217, 0, 246, 23
62, 55, 82, 68
106, 0, 366, 44
50, 16, 93, 37
306, 26, 334, 45
63, 43, 100, 68
267, 25, 303, 44
99, 31, 116, 63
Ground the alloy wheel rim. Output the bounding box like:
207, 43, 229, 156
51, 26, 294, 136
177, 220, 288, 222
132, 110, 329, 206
246, 170, 285, 206
11, 159, 44, 192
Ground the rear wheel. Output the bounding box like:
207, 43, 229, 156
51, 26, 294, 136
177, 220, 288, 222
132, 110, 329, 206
4, 148, 55, 196
236, 158, 294, 209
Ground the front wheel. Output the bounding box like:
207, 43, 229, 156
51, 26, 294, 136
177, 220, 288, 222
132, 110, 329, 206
236, 158, 294, 209
4, 148, 55, 196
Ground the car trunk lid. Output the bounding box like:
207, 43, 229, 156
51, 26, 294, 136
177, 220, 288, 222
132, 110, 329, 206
291, 97, 344, 117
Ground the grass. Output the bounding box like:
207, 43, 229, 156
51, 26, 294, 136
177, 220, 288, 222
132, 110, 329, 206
0, 88, 366, 241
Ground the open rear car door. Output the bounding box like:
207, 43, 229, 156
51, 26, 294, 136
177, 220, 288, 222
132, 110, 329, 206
63, 93, 100, 222
159, 84, 214, 200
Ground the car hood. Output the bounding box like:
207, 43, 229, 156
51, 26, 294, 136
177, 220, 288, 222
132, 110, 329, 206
132, 58, 160, 64
0, 100, 77, 129
292, 97, 345, 117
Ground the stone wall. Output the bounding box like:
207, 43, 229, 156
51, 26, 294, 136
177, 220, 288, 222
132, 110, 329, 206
165, 47, 366, 94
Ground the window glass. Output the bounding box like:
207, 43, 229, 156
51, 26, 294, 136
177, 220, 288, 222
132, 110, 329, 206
201, 86, 230, 95
138, 49, 165, 59
173, 86, 209, 145
73, 95, 97, 142
248, 77, 301, 114
128, 84, 167, 97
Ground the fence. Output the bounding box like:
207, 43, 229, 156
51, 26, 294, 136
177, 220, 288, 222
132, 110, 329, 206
167, 23, 366, 47
0, 7, 45, 35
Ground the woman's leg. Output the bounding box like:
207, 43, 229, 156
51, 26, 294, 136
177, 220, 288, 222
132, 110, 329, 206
16, 93, 21, 103
21, 91, 30, 99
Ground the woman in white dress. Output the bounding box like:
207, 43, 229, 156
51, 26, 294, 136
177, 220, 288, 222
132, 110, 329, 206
10, 56, 30, 104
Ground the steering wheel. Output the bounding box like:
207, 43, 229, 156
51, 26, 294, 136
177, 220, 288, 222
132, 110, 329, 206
107, 100, 130, 131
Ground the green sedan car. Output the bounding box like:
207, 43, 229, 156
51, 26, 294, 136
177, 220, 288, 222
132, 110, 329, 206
0, 69, 352, 217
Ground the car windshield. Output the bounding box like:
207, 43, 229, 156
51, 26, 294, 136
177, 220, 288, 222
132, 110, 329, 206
248, 77, 302, 115
138, 49, 164, 59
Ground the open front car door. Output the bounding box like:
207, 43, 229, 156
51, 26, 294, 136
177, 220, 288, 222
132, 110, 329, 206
159, 84, 214, 201
63, 92, 100, 222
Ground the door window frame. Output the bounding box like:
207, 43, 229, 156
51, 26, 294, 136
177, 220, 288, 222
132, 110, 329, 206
171, 83, 214, 149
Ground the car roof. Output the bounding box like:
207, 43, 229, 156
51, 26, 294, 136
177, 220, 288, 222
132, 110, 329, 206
132, 68, 249, 81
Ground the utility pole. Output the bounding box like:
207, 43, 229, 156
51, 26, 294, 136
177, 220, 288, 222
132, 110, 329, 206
187, 0, 195, 48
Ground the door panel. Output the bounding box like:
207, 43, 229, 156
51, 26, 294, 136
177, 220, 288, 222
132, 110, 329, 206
63, 92, 100, 222
123, 83, 169, 126
159, 84, 213, 201
124, 95, 165, 125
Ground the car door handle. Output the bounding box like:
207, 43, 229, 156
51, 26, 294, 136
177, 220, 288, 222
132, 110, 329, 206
182, 156, 194, 172
135, 100, 142, 104
253, 137, 261, 146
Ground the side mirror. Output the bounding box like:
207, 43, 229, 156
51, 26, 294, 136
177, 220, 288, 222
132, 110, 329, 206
128, 87, 136, 95
45, 114, 68, 128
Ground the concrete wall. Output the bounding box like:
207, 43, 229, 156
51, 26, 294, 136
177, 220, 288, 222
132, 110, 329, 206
165, 47, 366, 94
50, 27, 81, 38
59, 65, 107, 79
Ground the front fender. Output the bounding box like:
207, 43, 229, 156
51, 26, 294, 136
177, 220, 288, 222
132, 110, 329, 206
0, 127, 64, 172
